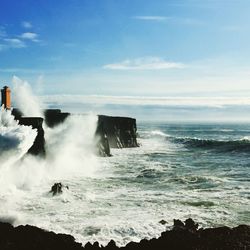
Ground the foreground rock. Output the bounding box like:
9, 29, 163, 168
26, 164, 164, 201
0, 219, 249, 250
50, 182, 69, 195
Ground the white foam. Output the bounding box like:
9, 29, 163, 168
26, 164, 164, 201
12, 76, 43, 117
150, 130, 170, 137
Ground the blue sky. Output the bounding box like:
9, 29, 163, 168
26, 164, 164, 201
0, 0, 250, 98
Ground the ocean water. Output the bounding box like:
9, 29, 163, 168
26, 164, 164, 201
0, 107, 249, 246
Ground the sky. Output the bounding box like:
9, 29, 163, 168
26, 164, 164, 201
1, 0, 250, 121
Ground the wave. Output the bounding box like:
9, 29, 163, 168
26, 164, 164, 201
171, 136, 250, 153
150, 130, 170, 137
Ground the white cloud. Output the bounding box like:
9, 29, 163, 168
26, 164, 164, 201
20, 32, 39, 42
133, 15, 204, 26
4, 38, 26, 48
133, 16, 170, 21
103, 57, 185, 70
40, 94, 250, 108
22, 21, 32, 29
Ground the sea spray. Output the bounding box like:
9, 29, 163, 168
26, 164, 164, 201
0, 107, 37, 225
12, 76, 43, 117
0, 106, 37, 167
0, 77, 100, 228
44, 113, 99, 178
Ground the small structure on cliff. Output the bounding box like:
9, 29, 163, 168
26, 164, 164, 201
1, 86, 11, 109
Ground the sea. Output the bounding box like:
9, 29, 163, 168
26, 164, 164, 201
0, 107, 250, 246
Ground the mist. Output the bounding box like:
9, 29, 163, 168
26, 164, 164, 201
0, 77, 99, 226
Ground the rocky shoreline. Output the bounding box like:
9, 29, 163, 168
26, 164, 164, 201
0, 219, 249, 250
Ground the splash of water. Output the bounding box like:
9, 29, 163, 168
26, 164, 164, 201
12, 76, 43, 117
0, 77, 99, 226
0, 106, 37, 167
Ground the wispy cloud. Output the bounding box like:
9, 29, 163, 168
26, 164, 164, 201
40, 94, 250, 108
20, 32, 39, 42
133, 16, 170, 21
4, 38, 26, 48
103, 57, 185, 70
0, 24, 41, 52
21, 21, 32, 29
133, 15, 204, 26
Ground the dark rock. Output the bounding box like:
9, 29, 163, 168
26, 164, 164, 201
173, 219, 185, 231
96, 114, 140, 156
106, 240, 117, 250
44, 109, 70, 128
95, 120, 111, 157
12, 109, 139, 158
159, 219, 167, 225
50, 182, 68, 196
11, 108, 23, 120
0, 222, 83, 250
18, 117, 45, 156
0, 219, 249, 250
184, 218, 198, 232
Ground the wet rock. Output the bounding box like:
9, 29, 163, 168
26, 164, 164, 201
159, 219, 167, 225
44, 109, 70, 128
0, 219, 249, 250
173, 219, 185, 231
18, 117, 45, 156
185, 218, 198, 232
95, 120, 111, 157
106, 240, 117, 250
0, 222, 83, 250
50, 182, 68, 196
97, 115, 139, 149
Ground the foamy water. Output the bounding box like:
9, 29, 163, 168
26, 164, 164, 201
0, 78, 249, 247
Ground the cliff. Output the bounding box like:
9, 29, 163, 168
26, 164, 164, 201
11, 109, 45, 156
17, 117, 45, 156
11, 109, 139, 157
0, 219, 249, 250
44, 109, 70, 128
97, 115, 139, 148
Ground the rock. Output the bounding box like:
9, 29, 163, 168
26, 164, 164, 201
106, 240, 117, 250
97, 115, 139, 149
12, 109, 139, 158
184, 218, 198, 232
159, 219, 167, 225
50, 183, 68, 196
18, 117, 45, 156
0, 222, 83, 250
173, 219, 185, 231
44, 109, 70, 128
0, 219, 249, 250
95, 120, 111, 157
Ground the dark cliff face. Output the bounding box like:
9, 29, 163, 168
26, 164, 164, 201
95, 120, 111, 157
11, 109, 139, 157
0, 219, 249, 250
44, 109, 70, 128
97, 115, 139, 149
11, 108, 71, 157
18, 117, 45, 156
11, 109, 46, 156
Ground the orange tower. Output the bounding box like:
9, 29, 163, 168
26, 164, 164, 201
1, 86, 11, 109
